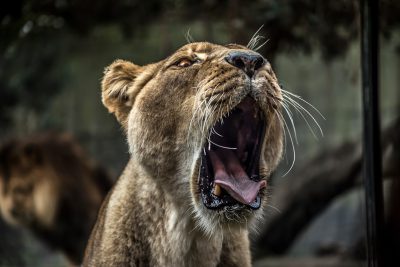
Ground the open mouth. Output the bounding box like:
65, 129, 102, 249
199, 96, 266, 210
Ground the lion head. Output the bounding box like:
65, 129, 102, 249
102, 42, 283, 234
0, 133, 112, 263
0, 133, 110, 243
0, 137, 59, 228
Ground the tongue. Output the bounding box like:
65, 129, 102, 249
209, 149, 266, 205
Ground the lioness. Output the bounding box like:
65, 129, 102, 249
84, 42, 283, 266
0, 133, 112, 265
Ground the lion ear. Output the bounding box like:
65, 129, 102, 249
101, 59, 141, 126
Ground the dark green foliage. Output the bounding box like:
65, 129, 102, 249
0, 0, 399, 127
0, 33, 64, 128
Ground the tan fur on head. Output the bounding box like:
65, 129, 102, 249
84, 42, 284, 267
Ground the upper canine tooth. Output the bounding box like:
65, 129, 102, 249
213, 184, 222, 196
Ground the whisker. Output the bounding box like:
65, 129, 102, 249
185, 28, 195, 44
266, 91, 284, 102
254, 39, 270, 52
276, 111, 296, 177
202, 95, 214, 138
281, 101, 298, 144
266, 204, 281, 214
282, 94, 324, 137
283, 97, 319, 139
207, 139, 237, 150
211, 127, 223, 137
281, 89, 326, 120
273, 111, 287, 161
247, 25, 264, 50
202, 97, 238, 151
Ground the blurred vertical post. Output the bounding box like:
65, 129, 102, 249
360, 0, 384, 266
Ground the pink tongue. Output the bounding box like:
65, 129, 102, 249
209, 149, 266, 205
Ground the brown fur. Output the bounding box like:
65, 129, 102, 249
84, 42, 284, 266
0, 133, 112, 265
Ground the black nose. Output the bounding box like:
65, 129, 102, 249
225, 51, 265, 78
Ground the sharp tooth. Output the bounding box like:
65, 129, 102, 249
213, 184, 222, 196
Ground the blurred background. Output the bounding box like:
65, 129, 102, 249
0, 0, 399, 266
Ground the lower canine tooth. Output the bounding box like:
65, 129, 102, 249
213, 184, 222, 196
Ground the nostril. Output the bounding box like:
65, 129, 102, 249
254, 57, 265, 71
233, 58, 245, 69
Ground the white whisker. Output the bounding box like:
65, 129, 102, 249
185, 28, 195, 44
247, 25, 265, 50
282, 93, 324, 137
266, 204, 281, 214
254, 39, 270, 52
273, 111, 287, 160
211, 127, 223, 137
281, 101, 298, 144
281, 89, 326, 120
277, 111, 296, 177
283, 97, 319, 139
207, 139, 237, 150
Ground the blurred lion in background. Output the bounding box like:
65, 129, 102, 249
0, 133, 113, 265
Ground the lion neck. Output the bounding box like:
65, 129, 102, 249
105, 158, 224, 266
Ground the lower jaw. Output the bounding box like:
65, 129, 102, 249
199, 154, 263, 210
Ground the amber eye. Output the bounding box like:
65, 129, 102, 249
176, 59, 193, 67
